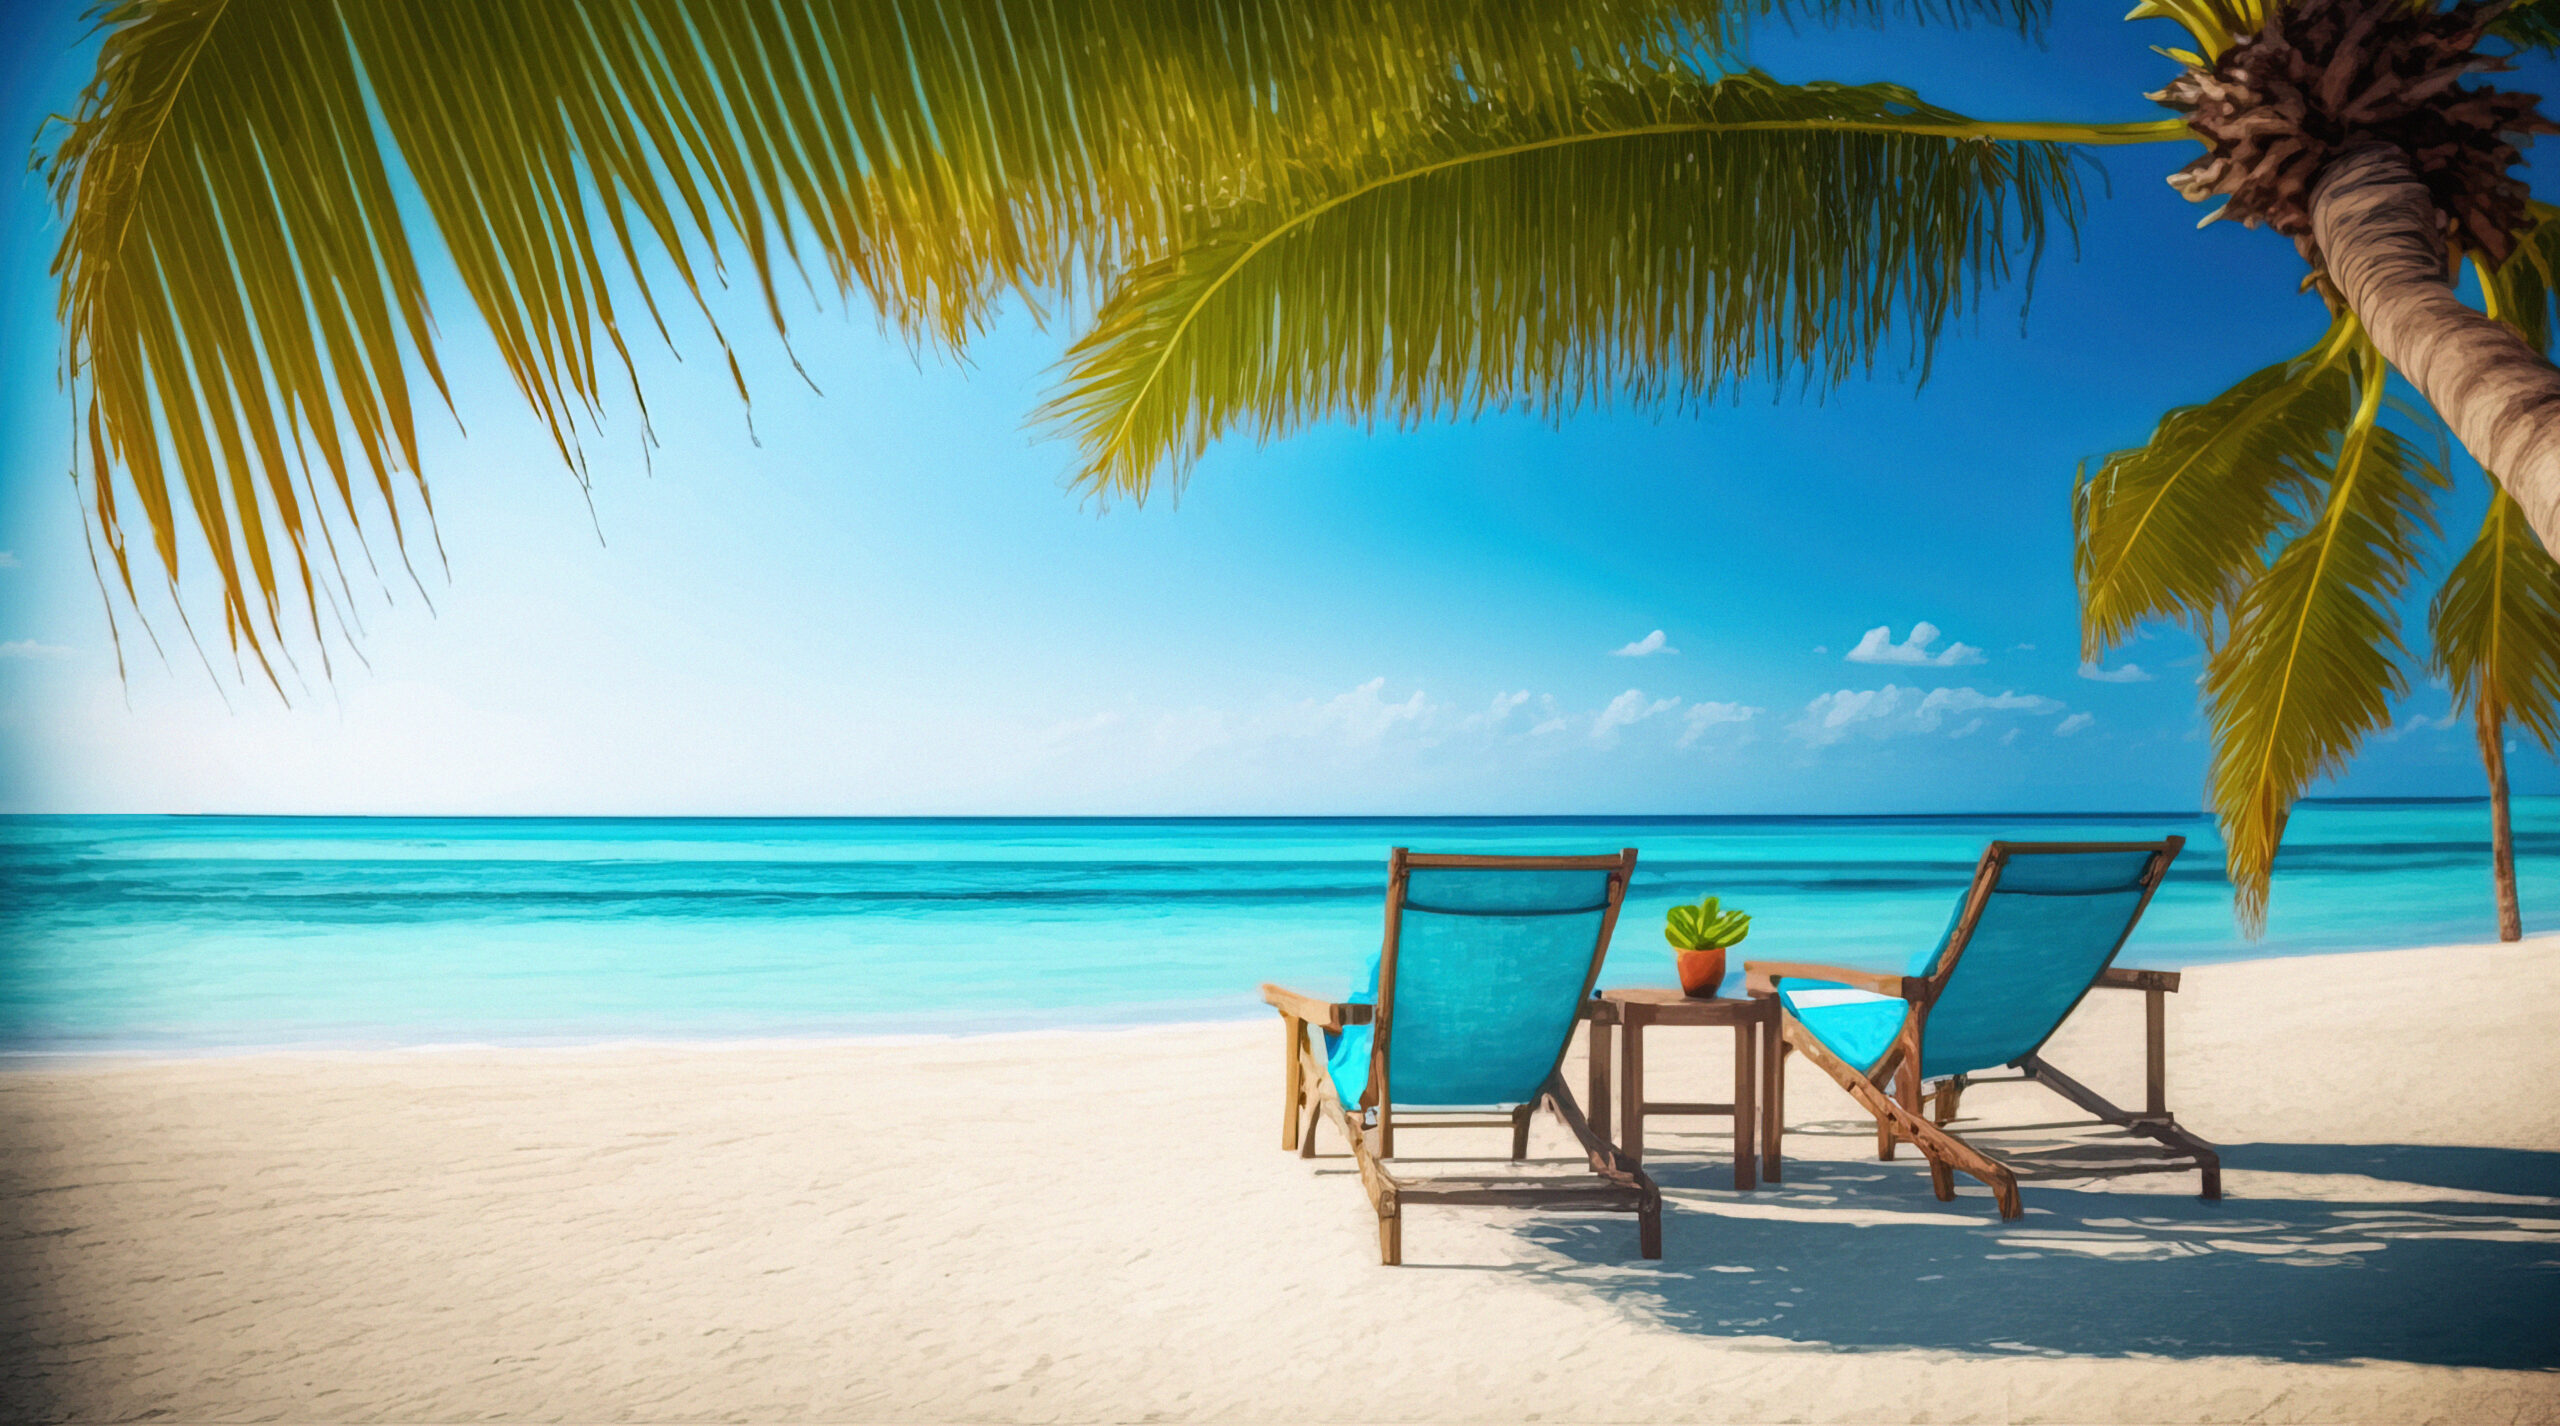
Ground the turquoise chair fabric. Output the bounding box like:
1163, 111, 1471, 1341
1326, 867, 1616, 1110
1782, 849, 2159, 1080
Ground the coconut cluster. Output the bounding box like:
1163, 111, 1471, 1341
2152, 0, 2558, 270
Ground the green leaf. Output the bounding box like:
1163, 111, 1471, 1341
2433, 487, 2560, 754
1039, 70, 2090, 503
2075, 313, 2355, 657
2489, 0, 2560, 54
2479, 203, 2560, 355
1666, 895, 1750, 948
46, 0, 1785, 673
2204, 343, 2444, 933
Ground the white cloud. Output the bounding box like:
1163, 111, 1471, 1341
0, 551, 19, 568
2054, 712, 2095, 737
1845, 622, 1983, 668
1461, 690, 1532, 733
1675, 701, 1760, 749
2010, 643, 2035, 652
0, 640, 71, 660
1915, 687, 2061, 724
2377, 708, 2461, 742
1611, 630, 1677, 658
2000, 728, 2021, 747
1041, 710, 1123, 745
1592, 689, 1680, 744
1789, 684, 2065, 748
1302, 677, 1435, 744
2077, 661, 2153, 684
1789, 684, 1913, 746
1811, 645, 1829, 655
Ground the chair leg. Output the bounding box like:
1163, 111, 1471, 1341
1300, 1099, 1322, 1158
1876, 1067, 1898, 1161
1509, 1103, 1533, 1161
1934, 1073, 1966, 1127
1928, 1157, 1956, 1202
1786, 1019, 2025, 1219
1281, 1014, 1305, 1151
2019, 1052, 2224, 1208
1321, 1086, 1409, 1266
1539, 1074, 1667, 1263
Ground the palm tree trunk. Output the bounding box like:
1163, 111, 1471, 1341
2477, 697, 2524, 942
2311, 145, 2560, 555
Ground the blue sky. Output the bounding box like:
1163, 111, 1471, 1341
0, 4, 2553, 815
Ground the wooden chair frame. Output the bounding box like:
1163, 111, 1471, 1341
1259, 849, 1661, 1265
1745, 837, 2220, 1220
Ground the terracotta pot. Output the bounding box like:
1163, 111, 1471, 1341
1674, 947, 1728, 999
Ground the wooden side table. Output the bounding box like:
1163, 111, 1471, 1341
1582, 989, 1781, 1190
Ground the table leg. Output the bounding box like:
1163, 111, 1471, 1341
1733, 1016, 1757, 1192
1620, 1016, 1645, 1166
1761, 1010, 1785, 1183
1586, 1017, 1612, 1144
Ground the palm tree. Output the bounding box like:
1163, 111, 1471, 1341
31, 0, 2560, 924
2432, 488, 2560, 936
1037, 0, 2560, 929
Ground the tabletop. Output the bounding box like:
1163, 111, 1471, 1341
1581, 987, 1774, 1025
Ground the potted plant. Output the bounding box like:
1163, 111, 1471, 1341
1663, 895, 1751, 999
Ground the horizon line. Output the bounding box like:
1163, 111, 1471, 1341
0, 797, 2525, 823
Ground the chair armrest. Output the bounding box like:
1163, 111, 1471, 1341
1259, 983, 1372, 1030
1744, 960, 1927, 1001
2095, 967, 2181, 994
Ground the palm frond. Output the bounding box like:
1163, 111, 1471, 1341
2478, 202, 2560, 367
2123, 0, 2272, 63
2433, 486, 2560, 752
2074, 313, 2356, 657
1037, 71, 2092, 502
1771, 0, 2049, 27
49, 0, 1801, 674
2489, 0, 2560, 54
2203, 342, 2445, 933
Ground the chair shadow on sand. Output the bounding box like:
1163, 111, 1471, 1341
1498, 1115, 2560, 1370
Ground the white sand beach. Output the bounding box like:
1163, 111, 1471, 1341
2, 937, 2556, 1424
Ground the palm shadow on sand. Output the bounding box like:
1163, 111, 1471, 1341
1509, 1125, 2560, 1370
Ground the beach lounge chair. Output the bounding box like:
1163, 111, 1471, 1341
1259, 849, 1660, 1265
1746, 838, 2218, 1219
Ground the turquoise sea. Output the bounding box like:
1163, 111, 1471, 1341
1, 802, 2552, 1053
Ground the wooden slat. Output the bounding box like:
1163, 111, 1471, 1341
1259, 984, 1370, 1030
1595, 987, 1765, 1018
1743, 960, 1925, 1000
1399, 852, 1635, 870
2095, 966, 2183, 993
1398, 1177, 1650, 1209
1638, 1100, 1735, 1116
